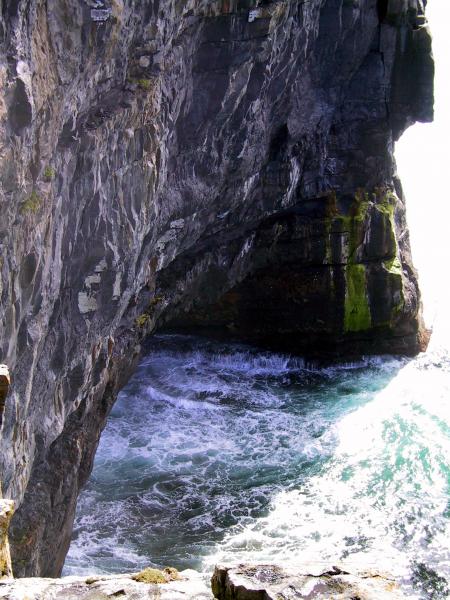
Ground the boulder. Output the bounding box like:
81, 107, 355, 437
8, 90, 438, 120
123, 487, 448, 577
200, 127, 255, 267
211, 564, 407, 599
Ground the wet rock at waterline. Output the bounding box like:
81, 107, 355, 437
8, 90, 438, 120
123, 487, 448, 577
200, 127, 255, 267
211, 564, 407, 600
0, 0, 433, 578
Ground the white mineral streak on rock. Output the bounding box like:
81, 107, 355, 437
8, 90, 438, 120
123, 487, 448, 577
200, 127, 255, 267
77, 292, 98, 314
170, 219, 185, 230
113, 272, 122, 299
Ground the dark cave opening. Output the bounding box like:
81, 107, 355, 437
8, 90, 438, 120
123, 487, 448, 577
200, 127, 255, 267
377, 0, 388, 22
268, 123, 289, 161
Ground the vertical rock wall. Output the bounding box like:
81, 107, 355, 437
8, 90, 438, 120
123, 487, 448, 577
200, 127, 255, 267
0, 0, 433, 576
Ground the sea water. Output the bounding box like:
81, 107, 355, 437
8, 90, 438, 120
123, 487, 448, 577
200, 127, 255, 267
64, 325, 450, 599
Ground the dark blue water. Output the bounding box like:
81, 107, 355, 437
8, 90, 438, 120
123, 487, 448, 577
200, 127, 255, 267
64, 327, 450, 599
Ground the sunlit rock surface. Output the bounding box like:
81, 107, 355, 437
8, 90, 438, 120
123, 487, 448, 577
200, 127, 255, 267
0, 499, 14, 579
0, 0, 433, 577
0, 564, 408, 599
0, 569, 212, 599
211, 564, 407, 599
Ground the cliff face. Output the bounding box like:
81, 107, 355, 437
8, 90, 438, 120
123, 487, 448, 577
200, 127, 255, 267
0, 0, 432, 578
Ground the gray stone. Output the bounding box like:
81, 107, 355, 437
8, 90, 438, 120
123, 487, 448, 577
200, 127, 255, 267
139, 56, 151, 69
0, 569, 212, 599
90, 9, 111, 22
211, 564, 408, 599
0, 499, 14, 579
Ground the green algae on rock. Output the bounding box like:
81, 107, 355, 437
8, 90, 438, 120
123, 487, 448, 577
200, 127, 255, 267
132, 568, 168, 584
344, 264, 371, 332
132, 567, 180, 584
20, 190, 42, 215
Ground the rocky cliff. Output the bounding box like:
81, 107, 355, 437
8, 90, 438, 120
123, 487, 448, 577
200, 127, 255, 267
0, 0, 433, 578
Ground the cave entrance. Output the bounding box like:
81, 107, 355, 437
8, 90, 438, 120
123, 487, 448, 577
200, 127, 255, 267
377, 0, 388, 22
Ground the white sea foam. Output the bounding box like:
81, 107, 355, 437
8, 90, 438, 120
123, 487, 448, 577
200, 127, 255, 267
64, 335, 450, 599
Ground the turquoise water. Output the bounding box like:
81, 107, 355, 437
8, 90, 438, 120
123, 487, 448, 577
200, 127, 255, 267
64, 327, 450, 599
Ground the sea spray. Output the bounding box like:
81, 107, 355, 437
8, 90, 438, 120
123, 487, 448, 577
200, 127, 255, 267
64, 335, 450, 599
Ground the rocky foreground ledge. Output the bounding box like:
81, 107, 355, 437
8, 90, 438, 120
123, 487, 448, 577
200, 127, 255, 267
0, 568, 213, 600
212, 564, 408, 599
0, 563, 408, 599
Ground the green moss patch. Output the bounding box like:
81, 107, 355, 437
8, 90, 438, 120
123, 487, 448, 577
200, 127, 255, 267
20, 191, 42, 214
374, 187, 397, 218
383, 256, 402, 276
132, 567, 180, 584
135, 314, 150, 328
128, 77, 154, 91
133, 568, 167, 584
137, 79, 152, 90
344, 263, 371, 332
43, 166, 55, 182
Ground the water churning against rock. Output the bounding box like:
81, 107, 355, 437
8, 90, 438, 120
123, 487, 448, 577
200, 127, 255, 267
65, 330, 450, 599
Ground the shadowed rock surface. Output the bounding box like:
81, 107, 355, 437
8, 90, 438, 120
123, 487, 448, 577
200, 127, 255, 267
0, 0, 433, 578
0, 366, 10, 429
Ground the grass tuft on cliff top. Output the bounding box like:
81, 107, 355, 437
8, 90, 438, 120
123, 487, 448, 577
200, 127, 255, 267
132, 566, 180, 584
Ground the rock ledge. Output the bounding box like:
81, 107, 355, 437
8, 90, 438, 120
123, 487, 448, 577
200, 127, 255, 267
0, 563, 411, 599
211, 563, 407, 599
0, 568, 212, 599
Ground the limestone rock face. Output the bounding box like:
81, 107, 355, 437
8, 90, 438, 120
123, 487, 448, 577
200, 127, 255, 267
0, 564, 410, 599
0, 499, 14, 579
211, 564, 408, 599
0, 0, 433, 578
0, 569, 212, 599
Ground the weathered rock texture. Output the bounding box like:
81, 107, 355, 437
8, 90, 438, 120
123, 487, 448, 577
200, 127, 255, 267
0, 569, 212, 599
211, 564, 408, 599
0, 0, 433, 578
0, 564, 409, 599
0, 497, 14, 579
